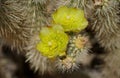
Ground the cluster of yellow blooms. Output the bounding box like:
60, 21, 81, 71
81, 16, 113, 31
36, 6, 88, 59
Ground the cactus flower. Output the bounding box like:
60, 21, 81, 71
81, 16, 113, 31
36, 25, 69, 58
52, 6, 88, 32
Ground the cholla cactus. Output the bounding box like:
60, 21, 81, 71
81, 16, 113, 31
21, 0, 58, 33
89, 0, 120, 52
88, 0, 120, 78
67, 33, 91, 54
0, 0, 30, 52
26, 30, 93, 74
0, 0, 120, 78
25, 4, 94, 74
56, 32, 93, 72
22, 0, 48, 28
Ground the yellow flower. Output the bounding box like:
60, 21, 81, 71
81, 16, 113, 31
52, 6, 88, 32
36, 25, 69, 58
